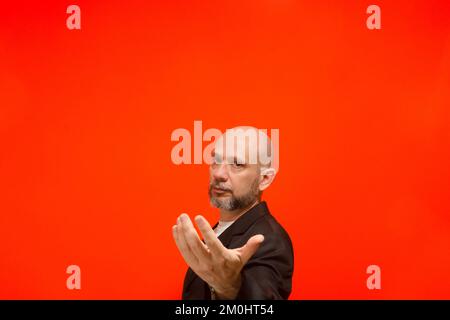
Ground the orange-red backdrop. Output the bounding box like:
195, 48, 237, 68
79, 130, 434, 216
1, 0, 449, 299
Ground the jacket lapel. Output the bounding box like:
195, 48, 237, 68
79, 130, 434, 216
217, 201, 269, 247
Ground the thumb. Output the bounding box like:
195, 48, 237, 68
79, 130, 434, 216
239, 234, 264, 265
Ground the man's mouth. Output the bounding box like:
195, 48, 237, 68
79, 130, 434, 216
212, 186, 231, 195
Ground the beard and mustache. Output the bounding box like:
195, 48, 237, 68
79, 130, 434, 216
208, 178, 260, 211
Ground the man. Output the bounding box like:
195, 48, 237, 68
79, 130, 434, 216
172, 126, 294, 299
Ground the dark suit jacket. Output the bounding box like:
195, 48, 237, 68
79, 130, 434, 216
182, 201, 294, 300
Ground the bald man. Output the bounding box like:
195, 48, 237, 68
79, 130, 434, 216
172, 127, 294, 300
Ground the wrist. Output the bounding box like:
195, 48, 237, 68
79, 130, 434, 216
213, 274, 242, 300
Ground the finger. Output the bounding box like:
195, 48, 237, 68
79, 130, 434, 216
238, 234, 264, 265
179, 214, 210, 262
174, 217, 199, 268
194, 215, 227, 256
172, 225, 178, 242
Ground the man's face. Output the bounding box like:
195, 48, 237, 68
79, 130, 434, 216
208, 132, 262, 211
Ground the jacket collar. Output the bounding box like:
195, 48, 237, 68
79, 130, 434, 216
213, 201, 270, 248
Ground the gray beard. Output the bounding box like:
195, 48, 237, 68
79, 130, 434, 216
209, 179, 260, 211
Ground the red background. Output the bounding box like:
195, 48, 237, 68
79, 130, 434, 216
1, 0, 449, 299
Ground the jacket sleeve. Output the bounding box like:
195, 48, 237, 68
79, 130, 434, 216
235, 232, 294, 300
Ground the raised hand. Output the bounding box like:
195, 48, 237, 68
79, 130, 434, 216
172, 213, 264, 299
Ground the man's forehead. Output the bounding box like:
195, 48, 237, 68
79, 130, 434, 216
212, 127, 271, 165
212, 147, 247, 162
216, 127, 256, 146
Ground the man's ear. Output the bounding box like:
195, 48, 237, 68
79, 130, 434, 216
259, 168, 276, 191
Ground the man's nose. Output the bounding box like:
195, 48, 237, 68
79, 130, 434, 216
212, 163, 229, 181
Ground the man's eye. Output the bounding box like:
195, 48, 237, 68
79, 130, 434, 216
233, 160, 244, 167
